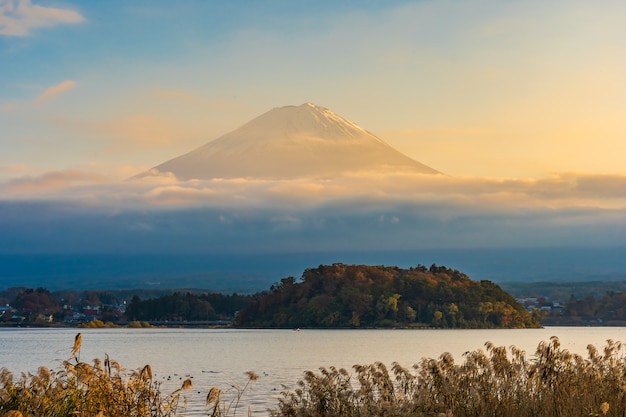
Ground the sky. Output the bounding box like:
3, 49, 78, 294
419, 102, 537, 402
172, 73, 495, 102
2, 0, 626, 180
1, 0, 626, 259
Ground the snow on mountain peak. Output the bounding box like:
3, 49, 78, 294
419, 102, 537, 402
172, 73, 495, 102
237, 102, 373, 142
144, 103, 439, 180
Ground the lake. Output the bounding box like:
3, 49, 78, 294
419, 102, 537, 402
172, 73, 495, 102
2, 327, 626, 415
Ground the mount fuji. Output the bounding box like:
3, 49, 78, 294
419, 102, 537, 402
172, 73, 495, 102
144, 103, 439, 180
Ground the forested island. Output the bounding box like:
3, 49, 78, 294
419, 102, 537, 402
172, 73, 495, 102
235, 263, 540, 328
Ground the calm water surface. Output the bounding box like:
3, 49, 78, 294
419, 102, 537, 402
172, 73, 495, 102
2, 327, 626, 415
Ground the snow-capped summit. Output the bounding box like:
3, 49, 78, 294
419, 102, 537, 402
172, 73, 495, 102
145, 103, 439, 180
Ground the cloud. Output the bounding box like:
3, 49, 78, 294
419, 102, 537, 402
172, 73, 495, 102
35, 80, 77, 105
2, 169, 110, 195
0, 164, 36, 175
1, 170, 626, 254
3, 168, 626, 214
0, 170, 626, 248
0, 0, 84, 36
143, 185, 218, 206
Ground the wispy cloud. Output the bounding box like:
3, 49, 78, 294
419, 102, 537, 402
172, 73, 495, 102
0, 0, 84, 36
35, 80, 77, 105
0, 164, 38, 178
3, 169, 110, 195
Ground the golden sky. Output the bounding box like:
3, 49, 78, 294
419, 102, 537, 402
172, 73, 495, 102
2, 0, 625, 183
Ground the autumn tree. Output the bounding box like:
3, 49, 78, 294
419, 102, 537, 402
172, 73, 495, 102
236, 263, 539, 329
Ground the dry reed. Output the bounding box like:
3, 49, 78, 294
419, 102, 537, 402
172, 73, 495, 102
0, 333, 258, 417
270, 336, 626, 417
0, 333, 187, 417
4, 335, 626, 416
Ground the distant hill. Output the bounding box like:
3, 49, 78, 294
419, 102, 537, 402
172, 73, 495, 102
235, 263, 541, 329
2, 247, 625, 292
138, 103, 439, 180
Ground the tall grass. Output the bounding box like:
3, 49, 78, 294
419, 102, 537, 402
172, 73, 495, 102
0, 333, 194, 417
2, 335, 626, 416
271, 336, 624, 417
0, 332, 259, 417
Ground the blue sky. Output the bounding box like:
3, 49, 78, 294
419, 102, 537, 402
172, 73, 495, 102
3, 0, 626, 179
1, 0, 626, 258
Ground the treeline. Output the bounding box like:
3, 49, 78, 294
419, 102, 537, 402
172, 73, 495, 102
501, 282, 626, 325
236, 263, 540, 328
0, 287, 65, 324
0, 287, 249, 325
559, 292, 626, 323
11, 264, 626, 328
501, 280, 626, 302
125, 292, 250, 322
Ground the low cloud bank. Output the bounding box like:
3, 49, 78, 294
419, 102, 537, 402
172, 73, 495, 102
1, 170, 625, 253
2, 169, 626, 210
